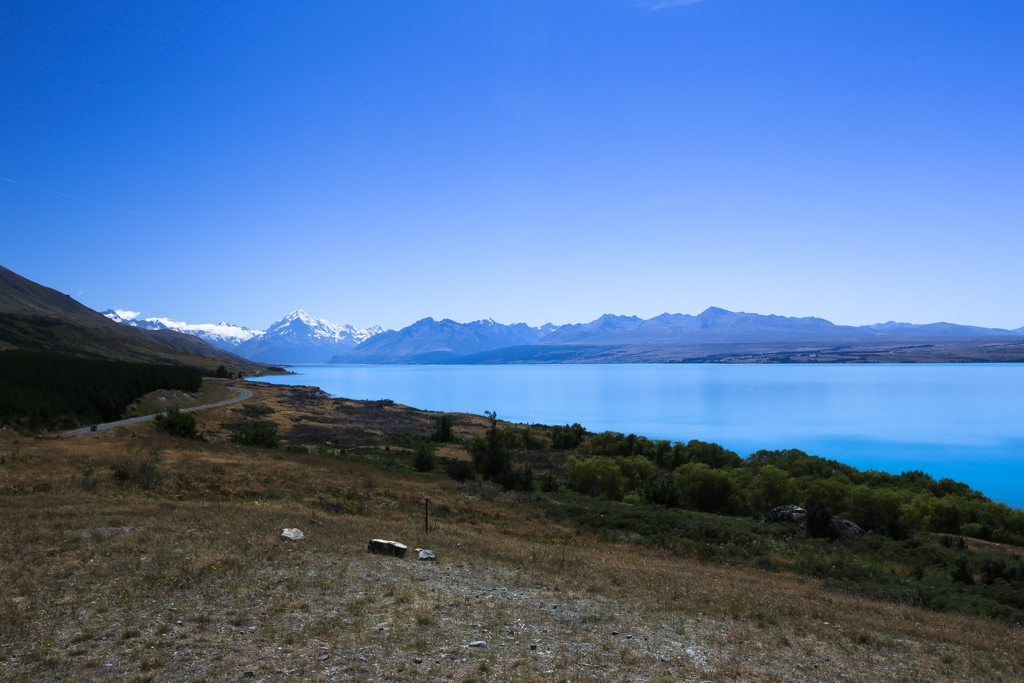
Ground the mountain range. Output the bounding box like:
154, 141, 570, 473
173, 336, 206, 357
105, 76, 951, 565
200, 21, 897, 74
104, 309, 385, 365
97, 295, 1024, 367
324, 308, 1024, 365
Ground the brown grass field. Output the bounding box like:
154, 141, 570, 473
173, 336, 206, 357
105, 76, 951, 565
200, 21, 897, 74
0, 380, 1021, 682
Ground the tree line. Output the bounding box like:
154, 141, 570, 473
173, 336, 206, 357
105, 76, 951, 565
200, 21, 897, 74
558, 430, 1024, 545
0, 350, 202, 430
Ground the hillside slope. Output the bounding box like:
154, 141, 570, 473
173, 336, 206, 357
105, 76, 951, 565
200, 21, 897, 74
0, 265, 257, 373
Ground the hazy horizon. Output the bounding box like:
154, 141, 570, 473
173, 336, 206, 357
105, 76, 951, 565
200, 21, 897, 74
3, 1, 1022, 330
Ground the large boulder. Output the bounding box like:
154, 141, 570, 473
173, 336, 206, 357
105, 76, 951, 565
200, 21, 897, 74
764, 505, 864, 535
765, 505, 807, 528
368, 539, 407, 557
831, 516, 864, 535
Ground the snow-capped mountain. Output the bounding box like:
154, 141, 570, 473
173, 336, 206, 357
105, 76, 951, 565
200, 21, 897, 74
102, 310, 263, 351
235, 310, 385, 364
329, 316, 557, 364
103, 309, 385, 364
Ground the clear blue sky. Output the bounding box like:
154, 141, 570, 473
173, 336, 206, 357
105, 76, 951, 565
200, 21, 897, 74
3, 1, 1022, 331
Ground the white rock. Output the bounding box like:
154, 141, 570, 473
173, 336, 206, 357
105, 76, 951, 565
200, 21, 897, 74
281, 528, 305, 541
469, 641, 487, 647
418, 549, 436, 561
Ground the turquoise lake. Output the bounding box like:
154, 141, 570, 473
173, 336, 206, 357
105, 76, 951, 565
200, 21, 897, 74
250, 364, 1024, 508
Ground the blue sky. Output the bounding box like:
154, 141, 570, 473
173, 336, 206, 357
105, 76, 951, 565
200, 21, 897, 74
2, 1, 1022, 331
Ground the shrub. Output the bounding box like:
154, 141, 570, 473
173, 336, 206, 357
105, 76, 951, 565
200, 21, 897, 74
951, 556, 975, 585
805, 498, 839, 539
153, 406, 203, 440
469, 413, 520, 480
497, 463, 534, 492
540, 472, 560, 492
564, 456, 627, 500
412, 442, 436, 472
443, 458, 475, 482
520, 426, 546, 450
674, 462, 734, 514
242, 403, 275, 415
228, 419, 280, 448
431, 414, 455, 443
551, 423, 585, 450
109, 456, 162, 491
979, 557, 1007, 585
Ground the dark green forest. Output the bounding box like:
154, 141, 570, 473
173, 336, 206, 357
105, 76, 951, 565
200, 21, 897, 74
0, 350, 201, 430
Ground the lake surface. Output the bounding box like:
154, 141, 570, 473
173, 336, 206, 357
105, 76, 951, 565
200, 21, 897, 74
250, 364, 1024, 508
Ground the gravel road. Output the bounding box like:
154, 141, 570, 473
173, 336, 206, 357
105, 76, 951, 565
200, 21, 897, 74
61, 385, 252, 437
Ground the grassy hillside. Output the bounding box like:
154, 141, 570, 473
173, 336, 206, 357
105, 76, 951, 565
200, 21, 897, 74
1, 381, 1020, 682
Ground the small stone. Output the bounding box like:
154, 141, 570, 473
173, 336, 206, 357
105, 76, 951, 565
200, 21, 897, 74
281, 528, 305, 541
413, 658, 423, 664
316, 654, 329, 661
530, 644, 537, 650
661, 624, 675, 631
418, 549, 436, 561
469, 641, 487, 647
626, 634, 633, 639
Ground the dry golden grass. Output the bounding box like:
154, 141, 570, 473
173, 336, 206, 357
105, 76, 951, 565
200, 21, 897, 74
0, 382, 1021, 682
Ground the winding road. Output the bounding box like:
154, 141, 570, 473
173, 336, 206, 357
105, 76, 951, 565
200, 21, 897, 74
61, 385, 253, 437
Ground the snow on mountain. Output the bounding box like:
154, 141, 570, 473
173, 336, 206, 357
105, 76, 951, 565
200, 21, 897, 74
329, 316, 557, 364
235, 310, 385, 364
263, 310, 378, 344
103, 308, 385, 362
102, 310, 263, 351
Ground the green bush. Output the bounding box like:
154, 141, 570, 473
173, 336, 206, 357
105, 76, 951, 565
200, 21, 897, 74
109, 455, 162, 491
520, 426, 546, 450
674, 462, 734, 514
551, 423, 585, 450
242, 403, 275, 415
951, 556, 975, 584
564, 456, 627, 500
469, 413, 519, 480
412, 442, 436, 472
431, 414, 456, 442
153, 406, 203, 440
228, 419, 280, 448
805, 497, 839, 539
497, 463, 535, 492
443, 458, 475, 482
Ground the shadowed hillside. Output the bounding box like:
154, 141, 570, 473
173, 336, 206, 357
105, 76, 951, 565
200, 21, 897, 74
0, 265, 261, 374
